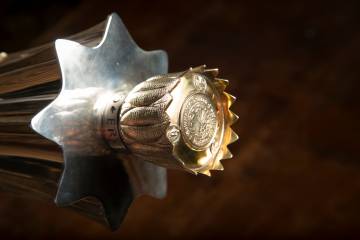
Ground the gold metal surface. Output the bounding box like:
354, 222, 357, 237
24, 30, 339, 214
118, 65, 238, 176
166, 65, 238, 175
0, 12, 238, 229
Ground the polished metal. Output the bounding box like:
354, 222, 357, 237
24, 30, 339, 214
31, 13, 169, 229
0, 12, 238, 230
1, 13, 168, 230
117, 67, 239, 175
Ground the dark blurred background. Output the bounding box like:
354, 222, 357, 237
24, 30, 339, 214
0, 0, 359, 239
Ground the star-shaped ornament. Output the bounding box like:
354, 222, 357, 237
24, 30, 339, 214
31, 13, 168, 230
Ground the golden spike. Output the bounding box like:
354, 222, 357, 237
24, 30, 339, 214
187, 169, 198, 175
204, 68, 219, 77
213, 78, 229, 92
190, 65, 206, 73
229, 111, 239, 125
224, 92, 236, 107
201, 170, 212, 176
230, 130, 239, 144
222, 148, 233, 159
213, 161, 224, 170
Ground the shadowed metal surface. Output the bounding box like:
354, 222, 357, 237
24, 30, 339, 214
0, 12, 168, 230
1, 1, 359, 239
30, 13, 168, 229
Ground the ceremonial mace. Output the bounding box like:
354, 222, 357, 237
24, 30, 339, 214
0, 13, 238, 230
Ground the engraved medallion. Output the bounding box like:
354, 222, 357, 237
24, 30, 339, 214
181, 93, 218, 150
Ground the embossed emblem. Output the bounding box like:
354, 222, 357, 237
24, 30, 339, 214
166, 124, 181, 144
193, 74, 207, 91
181, 93, 217, 150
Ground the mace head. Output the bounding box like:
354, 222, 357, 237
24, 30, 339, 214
118, 65, 239, 176
30, 12, 239, 229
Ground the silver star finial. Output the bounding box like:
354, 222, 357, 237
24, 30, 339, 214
31, 13, 168, 230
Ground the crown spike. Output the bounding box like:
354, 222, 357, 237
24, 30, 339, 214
190, 65, 207, 73
200, 169, 212, 176
213, 161, 224, 170
224, 92, 236, 107
222, 148, 233, 159
230, 130, 239, 144
204, 68, 219, 78
229, 111, 239, 125
213, 78, 229, 92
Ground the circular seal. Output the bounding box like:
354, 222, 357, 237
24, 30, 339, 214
181, 93, 218, 150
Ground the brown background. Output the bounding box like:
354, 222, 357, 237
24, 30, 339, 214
0, 0, 359, 239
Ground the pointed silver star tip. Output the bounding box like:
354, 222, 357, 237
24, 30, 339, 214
30, 12, 169, 227
30, 102, 60, 145
54, 39, 81, 52
30, 110, 42, 135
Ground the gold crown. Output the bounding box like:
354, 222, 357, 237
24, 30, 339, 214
119, 65, 238, 176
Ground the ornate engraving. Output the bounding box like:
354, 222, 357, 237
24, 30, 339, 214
181, 93, 217, 150
193, 74, 207, 91
101, 93, 125, 150
166, 124, 180, 144
119, 74, 181, 165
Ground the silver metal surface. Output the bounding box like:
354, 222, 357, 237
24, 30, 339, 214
29, 13, 168, 229
0, 11, 238, 230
